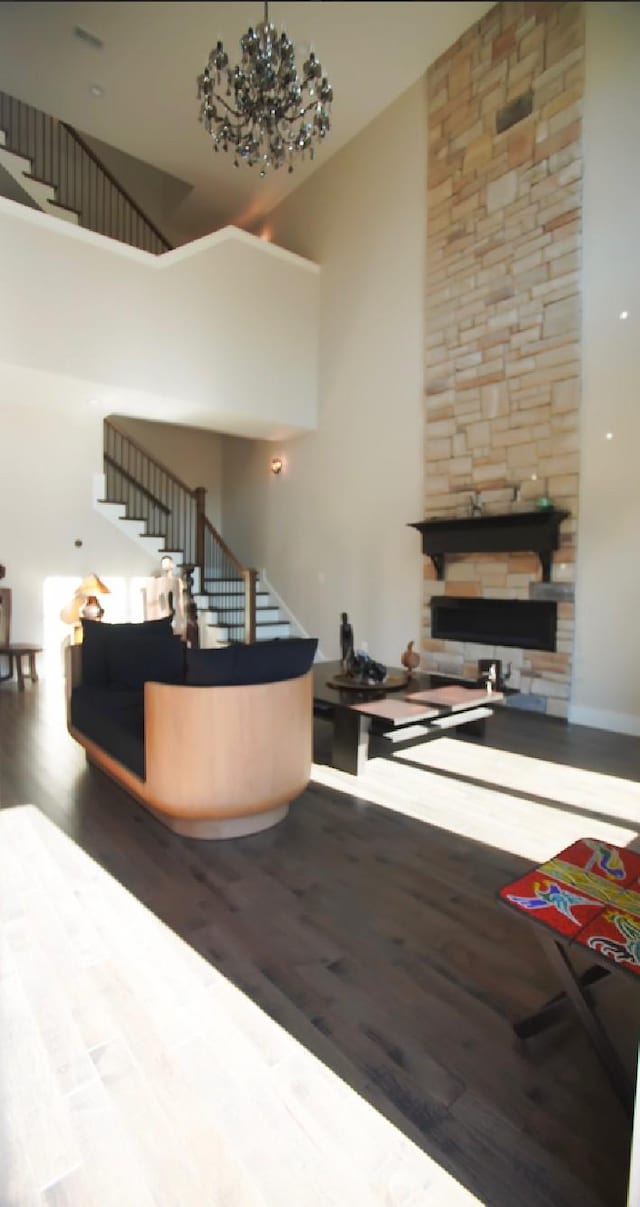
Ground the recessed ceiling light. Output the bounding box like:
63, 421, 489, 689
89, 83, 105, 98
620, 310, 629, 320
605, 432, 614, 440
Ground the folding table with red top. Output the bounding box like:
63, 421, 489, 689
499, 838, 640, 1115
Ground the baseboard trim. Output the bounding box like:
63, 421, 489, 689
568, 704, 640, 737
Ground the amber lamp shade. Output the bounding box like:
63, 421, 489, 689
60, 573, 110, 639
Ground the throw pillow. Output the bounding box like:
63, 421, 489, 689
81, 617, 175, 686
107, 633, 185, 690
185, 637, 318, 687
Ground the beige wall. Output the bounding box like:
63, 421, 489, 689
0, 393, 158, 649
571, 1, 640, 735
0, 202, 319, 438
221, 80, 427, 666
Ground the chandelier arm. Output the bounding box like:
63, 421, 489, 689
206, 93, 247, 123
280, 100, 326, 122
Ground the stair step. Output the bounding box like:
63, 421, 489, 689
207, 624, 292, 644
201, 608, 281, 626
45, 200, 80, 225
203, 593, 269, 605
0, 144, 34, 174
211, 603, 276, 616
22, 170, 53, 187
203, 578, 251, 588
0, 145, 53, 205
20, 172, 56, 205
226, 623, 291, 641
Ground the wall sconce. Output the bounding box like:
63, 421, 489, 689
270, 455, 285, 476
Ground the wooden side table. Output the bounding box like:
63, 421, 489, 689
499, 838, 640, 1116
0, 644, 42, 690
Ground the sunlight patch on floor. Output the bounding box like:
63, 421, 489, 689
310, 757, 637, 864
394, 737, 640, 826
0, 806, 484, 1207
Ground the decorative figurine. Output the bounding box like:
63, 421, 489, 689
340, 611, 354, 672
348, 650, 387, 684
401, 640, 420, 678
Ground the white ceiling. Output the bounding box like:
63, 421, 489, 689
0, 1, 492, 242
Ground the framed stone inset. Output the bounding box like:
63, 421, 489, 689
0, 588, 11, 645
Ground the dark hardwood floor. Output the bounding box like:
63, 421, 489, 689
1, 676, 639, 1206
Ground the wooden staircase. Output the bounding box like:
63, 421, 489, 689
194, 578, 292, 645
96, 419, 292, 645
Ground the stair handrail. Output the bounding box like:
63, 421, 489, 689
201, 515, 245, 577
60, 122, 171, 251
106, 418, 194, 497
103, 451, 170, 515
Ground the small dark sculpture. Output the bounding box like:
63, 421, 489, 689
340, 611, 354, 671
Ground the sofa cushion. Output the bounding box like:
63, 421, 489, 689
107, 633, 185, 690
70, 686, 145, 779
185, 637, 318, 687
81, 617, 175, 686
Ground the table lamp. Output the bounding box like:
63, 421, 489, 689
60, 574, 110, 641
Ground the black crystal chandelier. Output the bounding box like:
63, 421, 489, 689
197, 1, 333, 175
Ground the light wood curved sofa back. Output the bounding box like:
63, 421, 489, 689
66, 643, 313, 840
144, 675, 313, 821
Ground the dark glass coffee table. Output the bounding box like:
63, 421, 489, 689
313, 660, 503, 775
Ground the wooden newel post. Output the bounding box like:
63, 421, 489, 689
194, 487, 206, 572
245, 569, 257, 645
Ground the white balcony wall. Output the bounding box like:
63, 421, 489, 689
0, 197, 319, 439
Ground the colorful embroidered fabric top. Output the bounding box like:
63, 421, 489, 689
499, 839, 640, 978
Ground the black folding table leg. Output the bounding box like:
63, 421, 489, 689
514, 964, 611, 1039
535, 935, 634, 1117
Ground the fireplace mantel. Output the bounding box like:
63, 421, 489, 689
409, 509, 570, 582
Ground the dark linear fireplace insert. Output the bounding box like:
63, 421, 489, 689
431, 597, 557, 652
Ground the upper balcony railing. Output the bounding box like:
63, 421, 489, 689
0, 90, 171, 254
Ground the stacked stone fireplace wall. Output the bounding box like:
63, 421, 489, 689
424, 0, 584, 717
